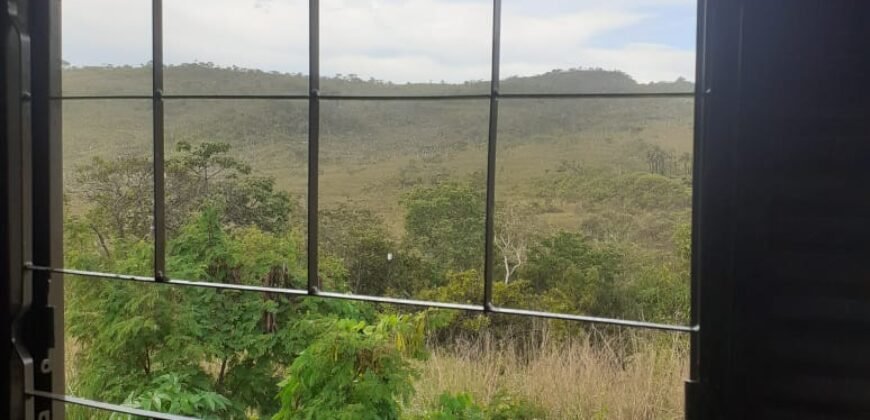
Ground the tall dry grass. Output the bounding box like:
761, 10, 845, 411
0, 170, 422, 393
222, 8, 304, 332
410, 327, 688, 419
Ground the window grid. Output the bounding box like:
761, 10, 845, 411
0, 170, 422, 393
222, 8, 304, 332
44, 0, 698, 329
24, 0, 699, 416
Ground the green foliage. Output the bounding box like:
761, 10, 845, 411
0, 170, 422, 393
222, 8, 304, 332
485, 390, 547, 420
522, 232, 622, 314
74, 156, 153, 239
66, 242, 196, 403
540, 163, 689, 213
419, 271, 540, 341
320, 206, 433, 296
221, 175, 295, 233
273, 314, 429, 420
62, 72, 696, 418
111, 374, 238, 420
624, 223, 691, 324
419, 391, 546, 420
171, 141, 252, 181
402, 181, 485, 274
67, 200, 367, 417
166, 141, 293, 233
424, 393, 485, 420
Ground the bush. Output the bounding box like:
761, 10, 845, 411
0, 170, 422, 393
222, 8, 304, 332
273, 314, 429, 420
418, 270, 540, 343
111, 373, 238, 420
426, 392, 486, 420
418, 391, 546, 420
486, 390, 547, 420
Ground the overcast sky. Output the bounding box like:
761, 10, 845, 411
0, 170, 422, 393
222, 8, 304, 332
63, 0, 696, 83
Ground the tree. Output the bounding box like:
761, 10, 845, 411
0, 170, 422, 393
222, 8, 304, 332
166, 141, 293, 233
74, 156, 153, 241
494, 203, 537, 284
402, 181, 485, 274
273, 314, 429, 420
68, 205, 371, 418
66, 146, 338, 417
114, 373, 239, 419
418, 270, 541, 343
320, 206, 435, 296
320, 206, 394, 294
168, 141, 251, 197
522, 232, 622, 316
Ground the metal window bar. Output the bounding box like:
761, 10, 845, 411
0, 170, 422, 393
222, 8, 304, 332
483, 0, 502, 312
307, 0, 320, 294
53, 92, 695, 101
28, 390, 198, 420
27, 264, 695, 333
12, 0, 704, 417
152, 0, 167, 282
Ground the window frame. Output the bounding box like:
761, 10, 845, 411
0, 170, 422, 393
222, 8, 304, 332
4, 0, 705, 418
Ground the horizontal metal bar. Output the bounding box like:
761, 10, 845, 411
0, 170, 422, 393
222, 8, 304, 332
52, 91, 696, 102
499, 92, 695, 99
27, 265, 310, 295
492, 307, 698, 333
316, 291, 483, 311
319, 94, 490, 101
51, 94, 153, 100
51, 94, 310, 101
28, 264, 694, 332
164, 94, 309, 100
28, 390, 198, 420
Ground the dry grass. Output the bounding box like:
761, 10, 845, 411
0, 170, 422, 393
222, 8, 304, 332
410, 329, 688, 419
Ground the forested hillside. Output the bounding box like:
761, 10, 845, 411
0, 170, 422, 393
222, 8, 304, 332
63, 64, 693, 419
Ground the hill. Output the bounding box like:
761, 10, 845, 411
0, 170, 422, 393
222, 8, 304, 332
63, 63, 693, 249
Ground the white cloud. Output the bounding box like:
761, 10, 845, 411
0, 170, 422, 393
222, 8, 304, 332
62, 0, 696, 83
62, 0, 152, 65
581, 43, 695, 83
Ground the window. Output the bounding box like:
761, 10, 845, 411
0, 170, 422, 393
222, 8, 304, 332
11, 0, 701, 418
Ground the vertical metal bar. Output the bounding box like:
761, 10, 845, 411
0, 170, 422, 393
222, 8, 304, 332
307, 0, 320, 294
483, 0, 501, 312
17, 2, 36, 414
29, 0, 64, 416
686, 0, 708, 418
152, 0, 166, 281
3, 2, 36, 416
0, 3, 16, 415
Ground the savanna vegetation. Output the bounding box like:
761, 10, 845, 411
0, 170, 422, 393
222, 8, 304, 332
62, 63, 692, 419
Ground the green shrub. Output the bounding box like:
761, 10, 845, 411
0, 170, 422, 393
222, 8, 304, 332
486, 390, 547, 420
419, 391, 546, 420
273, 314, 429, 420
110, 373, 238, 420
426, 392, 486, 420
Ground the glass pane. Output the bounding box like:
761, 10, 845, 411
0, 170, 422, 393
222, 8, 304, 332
62, 100, 153, 276
493, 98, 693, 325
500, 0, 696, 93
164, 0, 308, 95
320, 0, 491, 95
62, 0, 152, 96
163, 100, 308, 284
318, 100, 488, 301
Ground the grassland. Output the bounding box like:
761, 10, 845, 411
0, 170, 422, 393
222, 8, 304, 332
63, 65, 693, 238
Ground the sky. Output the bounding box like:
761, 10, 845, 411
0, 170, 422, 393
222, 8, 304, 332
63, 0, 696, 83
